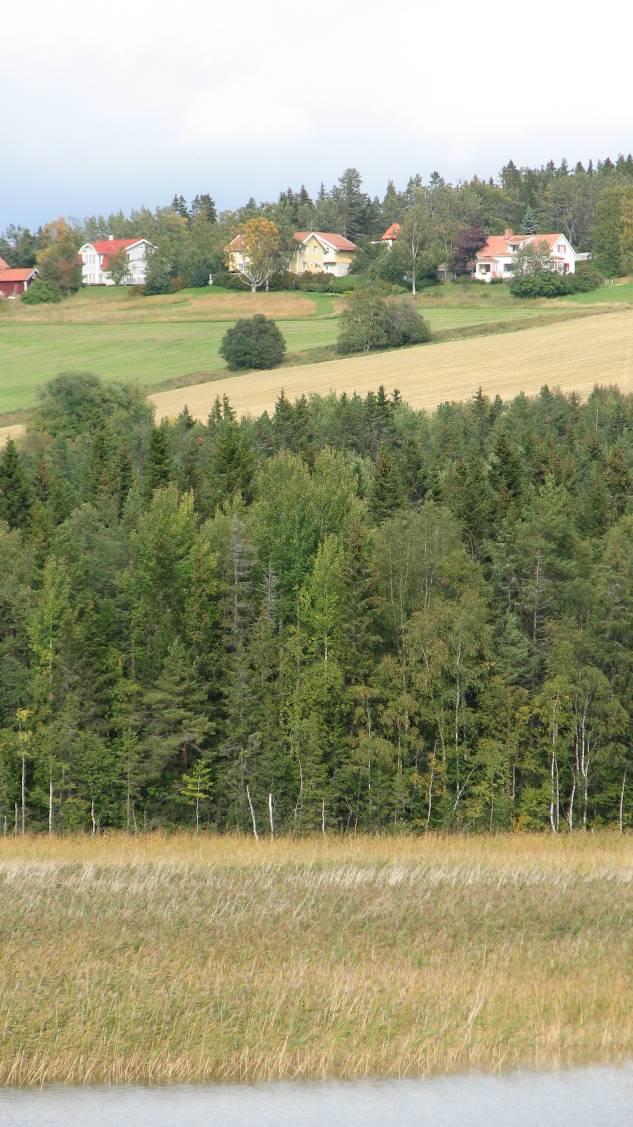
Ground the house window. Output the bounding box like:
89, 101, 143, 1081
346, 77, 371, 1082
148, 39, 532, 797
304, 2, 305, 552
479, 264, 491, 273
503, 263, 514, 272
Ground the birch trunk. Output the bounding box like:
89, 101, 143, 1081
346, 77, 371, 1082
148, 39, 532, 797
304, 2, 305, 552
246, 785, 259, 841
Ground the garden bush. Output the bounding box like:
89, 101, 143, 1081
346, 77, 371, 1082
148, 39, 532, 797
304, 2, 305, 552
511, 268, 604, 299
21, 279, 62, 305
219, 315, 286, 370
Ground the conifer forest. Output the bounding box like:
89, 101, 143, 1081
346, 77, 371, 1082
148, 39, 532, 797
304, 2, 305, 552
2, 373, 633, 835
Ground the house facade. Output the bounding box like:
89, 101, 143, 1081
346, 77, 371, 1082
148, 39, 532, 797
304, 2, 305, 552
475, 230, 576, 282
78, 237, 155, 285
0, 257, 38, 297
227, 230, 359, 278
291, 232, 359, 276
373, 222, 401, 248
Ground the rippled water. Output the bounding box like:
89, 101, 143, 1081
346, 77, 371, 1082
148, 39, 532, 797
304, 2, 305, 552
1, 1066, 632, 1127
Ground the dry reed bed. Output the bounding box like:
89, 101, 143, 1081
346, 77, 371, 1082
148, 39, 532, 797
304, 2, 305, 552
1, 834, 633, 1086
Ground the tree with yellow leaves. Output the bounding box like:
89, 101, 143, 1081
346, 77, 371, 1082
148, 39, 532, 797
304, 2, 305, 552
231, 218, 282, 292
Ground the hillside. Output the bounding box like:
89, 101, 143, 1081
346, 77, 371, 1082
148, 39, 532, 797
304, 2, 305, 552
150, 309, 633, 422
0, 282, 612, 418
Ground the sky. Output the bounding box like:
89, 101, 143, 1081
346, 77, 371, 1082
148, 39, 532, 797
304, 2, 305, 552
3, 0, 632, 230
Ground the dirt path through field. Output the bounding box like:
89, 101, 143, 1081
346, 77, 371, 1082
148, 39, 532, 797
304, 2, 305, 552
150, 309, 633, 421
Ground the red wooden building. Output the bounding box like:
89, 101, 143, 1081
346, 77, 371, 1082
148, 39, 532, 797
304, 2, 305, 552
0, 257, 38, 297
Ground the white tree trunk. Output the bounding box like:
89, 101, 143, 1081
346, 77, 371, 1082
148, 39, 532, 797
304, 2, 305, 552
246, 785, 259, 841
21, 755, 26, 835
268, 793, 274, 840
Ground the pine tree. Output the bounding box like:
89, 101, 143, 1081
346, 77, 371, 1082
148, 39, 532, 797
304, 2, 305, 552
0, 440, 32, 529
144, 421, 173, 496
369, 445, 405, 523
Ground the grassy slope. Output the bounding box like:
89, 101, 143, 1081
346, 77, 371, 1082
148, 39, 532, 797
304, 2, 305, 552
1, 833, 632, 1086
0, 284, 595, 416
150, 309, 633, 423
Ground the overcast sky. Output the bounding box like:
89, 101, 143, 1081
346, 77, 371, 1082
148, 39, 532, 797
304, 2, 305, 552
3, 0, 631, 229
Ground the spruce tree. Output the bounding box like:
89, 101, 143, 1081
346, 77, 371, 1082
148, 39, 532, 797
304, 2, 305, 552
0, 440, 32, 529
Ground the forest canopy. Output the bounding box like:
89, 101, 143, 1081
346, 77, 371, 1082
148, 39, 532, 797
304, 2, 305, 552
2, 374, 633, 834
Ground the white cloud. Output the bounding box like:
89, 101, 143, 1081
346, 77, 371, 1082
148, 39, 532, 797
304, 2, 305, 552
3, 0, 633, 224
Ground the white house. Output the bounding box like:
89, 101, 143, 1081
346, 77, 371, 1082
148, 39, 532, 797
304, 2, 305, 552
474, 230, 576, 282
78, 237, 155, 286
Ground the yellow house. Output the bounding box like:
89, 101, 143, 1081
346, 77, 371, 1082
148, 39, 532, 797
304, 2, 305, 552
291, 231, 359, 277
227, 230, 359, 278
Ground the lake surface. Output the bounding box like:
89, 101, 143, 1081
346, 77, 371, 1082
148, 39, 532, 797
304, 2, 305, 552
1, 1066, 632, 1127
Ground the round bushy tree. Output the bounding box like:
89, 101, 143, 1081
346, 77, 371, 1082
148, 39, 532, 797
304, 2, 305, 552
22, 279, 62, 304
220, 315, 286, 370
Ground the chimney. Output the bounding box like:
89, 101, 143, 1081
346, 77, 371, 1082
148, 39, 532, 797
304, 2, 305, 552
108, 234, 114, 241
504, 228, 513, 238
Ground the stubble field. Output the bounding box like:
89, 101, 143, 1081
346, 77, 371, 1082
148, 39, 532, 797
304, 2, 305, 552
1, 833, 633, 1087
151, 308, 633, 422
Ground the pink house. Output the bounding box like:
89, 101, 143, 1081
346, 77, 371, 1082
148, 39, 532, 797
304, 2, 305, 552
475, 230, 577, 282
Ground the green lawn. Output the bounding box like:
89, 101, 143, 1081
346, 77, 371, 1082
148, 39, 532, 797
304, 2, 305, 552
0, 319, 341, 414
563, 281, 633, 305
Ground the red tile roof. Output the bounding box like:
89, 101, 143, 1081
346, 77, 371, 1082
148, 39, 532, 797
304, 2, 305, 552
476, 235, 512, 260
87, 238, 144, 255
0, 268, 37, 282
477, 232, 566, 260
294, 231, 359, 251
379, 223, 401, 241
81, 238, 148, 271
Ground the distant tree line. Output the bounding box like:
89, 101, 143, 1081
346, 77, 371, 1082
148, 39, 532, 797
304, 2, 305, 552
4, 155, 633, 299
3, 374, 633, 834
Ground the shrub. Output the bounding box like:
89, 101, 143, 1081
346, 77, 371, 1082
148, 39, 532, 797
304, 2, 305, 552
511, 266, 603, 299
21, 279, 62, 305
570, 268, 604, 292
389, 298, 431, 345
510, 271, 571, 298
144, 253, 172, 296
337, 291, 431, 355
295, 271, 335, 292
268, 271, 298, 291
219, 315, 286, 370
209, 271, 250, 291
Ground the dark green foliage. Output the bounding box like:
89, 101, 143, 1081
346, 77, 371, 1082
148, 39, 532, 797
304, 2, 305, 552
34, 372, 152, 440
511, 269, 603, 298
7, 371, 633, 834
337, 292, 431, 355
219, 315, 286, 371
144, 251, 173, 295
21, 279, 61, 305
0, 440, 32, 528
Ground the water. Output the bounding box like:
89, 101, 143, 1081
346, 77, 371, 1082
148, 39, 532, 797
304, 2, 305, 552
1, 1066, 632, 1127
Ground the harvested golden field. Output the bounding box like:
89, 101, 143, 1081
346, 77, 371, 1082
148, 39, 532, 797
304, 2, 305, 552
0, 423, 25, 444
1, 833, 633, 1087
151, 309, 633, 422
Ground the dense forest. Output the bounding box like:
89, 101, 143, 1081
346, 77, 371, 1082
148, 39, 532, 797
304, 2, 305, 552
4, 154, 633, 287
2, 374, 633, 834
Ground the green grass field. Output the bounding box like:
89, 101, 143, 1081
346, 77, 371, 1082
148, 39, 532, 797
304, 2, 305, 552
0, 281, 623, 417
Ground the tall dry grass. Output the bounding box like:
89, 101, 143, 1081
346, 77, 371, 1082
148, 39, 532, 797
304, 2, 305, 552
1, 833, 632, 1086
